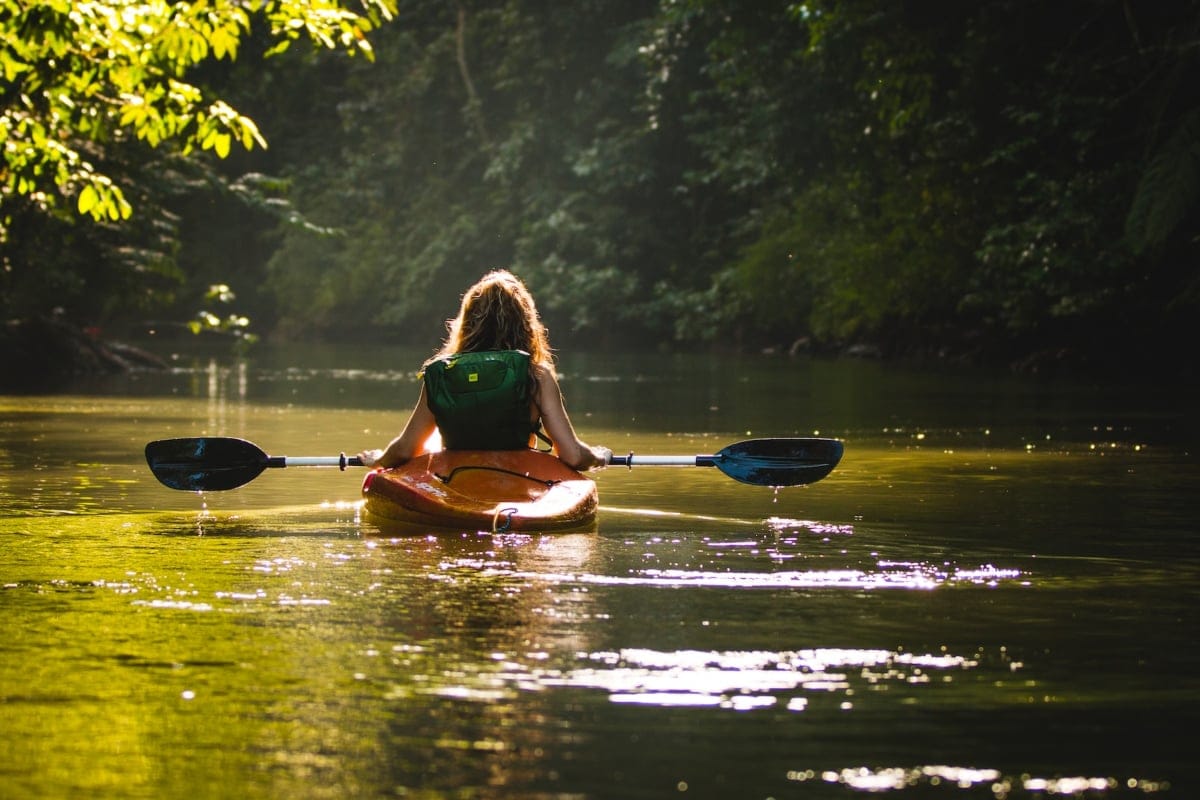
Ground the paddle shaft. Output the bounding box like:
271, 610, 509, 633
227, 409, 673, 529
610, 454, 716, 467
301, 456, 712, 468
271, 455, 365, 468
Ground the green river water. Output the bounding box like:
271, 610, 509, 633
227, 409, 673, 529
0, 342, 1196, 798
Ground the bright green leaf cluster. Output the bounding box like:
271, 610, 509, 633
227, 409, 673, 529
187, 283, 259, 355
1, 0, 396, 226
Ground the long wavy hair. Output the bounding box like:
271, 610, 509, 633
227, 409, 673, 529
428, 270, 555, 376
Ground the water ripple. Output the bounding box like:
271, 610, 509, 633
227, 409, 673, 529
496, 562, 1024, 590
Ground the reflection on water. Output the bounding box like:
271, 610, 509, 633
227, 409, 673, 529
558, 645, 982, 703
531, 562, 1022, 589
790, 767, 1169, 795
0, 344, 1196, 798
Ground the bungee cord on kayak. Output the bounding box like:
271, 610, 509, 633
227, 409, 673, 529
435, 464, 562, 490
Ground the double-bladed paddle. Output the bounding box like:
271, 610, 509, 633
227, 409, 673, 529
145, 436, 843, 492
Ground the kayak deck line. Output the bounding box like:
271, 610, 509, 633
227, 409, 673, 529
434, 463, 563, 490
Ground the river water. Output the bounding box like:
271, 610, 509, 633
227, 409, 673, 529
1, 342, 1196, 798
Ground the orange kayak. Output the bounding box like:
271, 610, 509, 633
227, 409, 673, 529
361, 449, 598, 532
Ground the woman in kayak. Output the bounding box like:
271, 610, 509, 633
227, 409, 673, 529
358, 269, 611, 471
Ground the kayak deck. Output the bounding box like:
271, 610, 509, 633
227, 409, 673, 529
361, 449, 598, 532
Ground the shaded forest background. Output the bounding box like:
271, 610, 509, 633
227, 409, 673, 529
4, 0, 1199, 376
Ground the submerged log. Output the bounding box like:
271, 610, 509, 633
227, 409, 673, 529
0, 316, 169, 390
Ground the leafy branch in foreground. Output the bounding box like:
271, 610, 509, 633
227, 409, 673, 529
0, 0, 396, 227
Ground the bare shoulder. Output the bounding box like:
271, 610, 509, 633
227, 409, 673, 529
531, 363, 563, 405
531, 363, 558, 387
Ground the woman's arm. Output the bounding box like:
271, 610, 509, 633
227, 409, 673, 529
534, 367, 611, 470
358, 384, 439, 468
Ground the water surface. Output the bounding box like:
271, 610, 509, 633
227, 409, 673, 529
1, 344, 1196, 798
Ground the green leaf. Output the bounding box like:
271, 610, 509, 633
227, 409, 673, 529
77, 184, 98, 214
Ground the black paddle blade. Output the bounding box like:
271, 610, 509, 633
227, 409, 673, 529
145, 437, 269, 491
713, 437, 843, 486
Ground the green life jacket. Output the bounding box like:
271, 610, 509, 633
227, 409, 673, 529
423, 350, 538, 450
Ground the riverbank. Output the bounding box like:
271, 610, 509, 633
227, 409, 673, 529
0, 316, 169, 391
4, 314, 1195, 392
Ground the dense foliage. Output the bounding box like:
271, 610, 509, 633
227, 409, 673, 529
4, 0, 1198, 371
1, 0, 394, 321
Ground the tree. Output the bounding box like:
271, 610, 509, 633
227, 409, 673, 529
0, 0, 395, 321
658, 0, 1200, 363
260, 0, 661, 344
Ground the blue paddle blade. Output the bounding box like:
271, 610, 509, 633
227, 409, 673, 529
145, 437, 269, 491
711, 438, 843, 486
